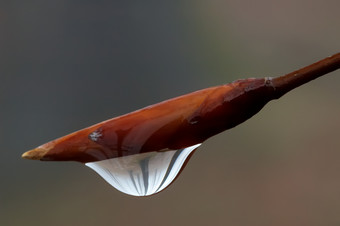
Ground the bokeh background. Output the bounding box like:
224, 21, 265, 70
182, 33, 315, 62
1, 1, 340, 225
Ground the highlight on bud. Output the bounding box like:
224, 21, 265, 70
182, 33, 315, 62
22, 148, 48, 160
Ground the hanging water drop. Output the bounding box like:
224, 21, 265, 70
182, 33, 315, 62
86, 144, 201, 196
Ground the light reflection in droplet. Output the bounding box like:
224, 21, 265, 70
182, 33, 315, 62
86, 144, 201, 196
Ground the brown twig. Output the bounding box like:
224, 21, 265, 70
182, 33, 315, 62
271, 52, 340, 98
22, 53, 340, 162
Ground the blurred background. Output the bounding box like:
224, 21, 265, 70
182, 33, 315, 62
1, 1, 340, 225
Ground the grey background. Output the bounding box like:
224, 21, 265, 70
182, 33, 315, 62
1, 1, 340, 225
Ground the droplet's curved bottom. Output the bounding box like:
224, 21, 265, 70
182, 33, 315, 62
85, 144, 201, 196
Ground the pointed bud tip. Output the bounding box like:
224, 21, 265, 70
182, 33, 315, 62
22, 148, 49, 160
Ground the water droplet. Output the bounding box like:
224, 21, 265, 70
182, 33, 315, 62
89, 129, 102, 141
85, 143, 201, 196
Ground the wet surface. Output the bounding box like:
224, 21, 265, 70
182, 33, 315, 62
86, 144, 201, 196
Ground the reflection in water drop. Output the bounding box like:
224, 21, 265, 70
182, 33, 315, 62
86, 144, 201, 196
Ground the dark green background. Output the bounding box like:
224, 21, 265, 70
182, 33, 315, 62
1, 1, 340, 225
